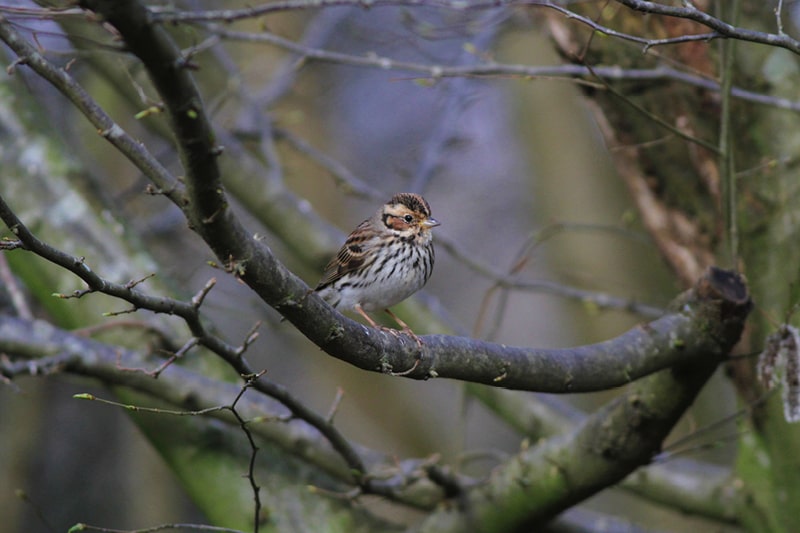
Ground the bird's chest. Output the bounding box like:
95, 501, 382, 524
357, 243, 428, 310
358, 274, 423, 310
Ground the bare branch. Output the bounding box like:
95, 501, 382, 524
0, 252, 32, 319
149, 0, 493, 23
70, 522, 248, 533
207, 25, 800, 112
272, 127, 385, 201
129, 0, 800, 58
229, 371, 267, 533
615, 0, 800, 55
420, 270, 750, 531
470, 385, 744, 523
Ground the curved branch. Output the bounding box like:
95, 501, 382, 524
208, 25, 800, 112
0, 146, 747, 397
77, 0, 224, 237
0, 266, 750, 525
388, 278, 739, 391
418, 271, 750, 532
0, 189, 748, 393
1, 2, 751, 396
471, 386, 744, 523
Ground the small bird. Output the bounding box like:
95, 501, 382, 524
315, 193, 440, 343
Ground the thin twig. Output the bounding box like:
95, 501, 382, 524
229, 371, 267, 533
437, 225, 665, 320
775, 0, 785, 36
272, 127, 385, 201
718, 0, 740, 265
325, 387, 345, 424
656, 390, 775, 460
70, 523, 248, 533
0, 252, 33, 318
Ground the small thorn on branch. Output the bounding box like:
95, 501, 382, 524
224, 256, 246, 278
235, 321, 262, 357
102, 306, 139, 317
175, 56, 200, 71
6, 56, 27, 75
144, 183, 176, 196
326, 387, 345, 424
125, 272, 156, 290
0, 239, 24, 250
201, 205, 224, 225
53, 288, 93, 299
191, 277, 217, 309
115, 336, 199, 378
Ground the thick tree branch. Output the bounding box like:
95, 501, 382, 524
0, 190, 748, 393
417, 269, 750, 532
78, 0, 223, 237
625, 457, 741, 523
472, 386, 744, 523
0, 264, 750, 522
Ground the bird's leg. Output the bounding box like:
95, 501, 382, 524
385, 308, 423, 347
354, 305, 424, 349
354, 304, 381, 329
351, 305, 423, 375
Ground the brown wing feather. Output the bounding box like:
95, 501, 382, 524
315, 219, 373, 290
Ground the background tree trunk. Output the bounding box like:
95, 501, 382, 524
547, 3, 800, 531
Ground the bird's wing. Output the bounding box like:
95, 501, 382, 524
315, 219, 374, 290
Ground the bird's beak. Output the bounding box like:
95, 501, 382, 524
423, 217, 440, 228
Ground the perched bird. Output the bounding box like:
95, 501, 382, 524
315, 193, 440, 343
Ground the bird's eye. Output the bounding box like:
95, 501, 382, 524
403, 214, 414, 223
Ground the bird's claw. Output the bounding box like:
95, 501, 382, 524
380, 325, 424, 348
